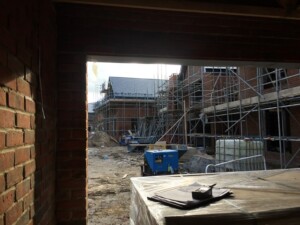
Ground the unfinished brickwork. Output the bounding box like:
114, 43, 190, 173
0, 0, 57, 225
179, 66, 300, 168
0, 1, 299, 225
56, 53, 87, 224
95, 100, 157, 141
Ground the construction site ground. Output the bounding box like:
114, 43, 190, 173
87, 131, 213, 224
88, 146, 144, 225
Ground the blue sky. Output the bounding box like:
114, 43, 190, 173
87, 62, 181, 103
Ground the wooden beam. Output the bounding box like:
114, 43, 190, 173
56, 3, 300, 63
53, 0, 300, 20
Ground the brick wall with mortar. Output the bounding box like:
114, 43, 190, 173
240, 67, 300, 97
56, 53, 87, 224
201, 67, 300, 102
1, 2, 299, 224
284, 106, 300, 168
0, 0, 57, 225
202, 66, 300, 168
95, 102, 157, 140
54, 2, 300, 224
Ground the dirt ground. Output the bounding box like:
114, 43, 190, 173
88, 146, 144, 225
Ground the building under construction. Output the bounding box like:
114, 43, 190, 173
94, 66, 300, 169
2, 1, 300, 224
94, 77, 166, 141
157, 66, 300, 169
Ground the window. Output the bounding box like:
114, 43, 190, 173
204, 67, 237, 75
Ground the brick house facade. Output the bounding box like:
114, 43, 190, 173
94, 77, 161, 141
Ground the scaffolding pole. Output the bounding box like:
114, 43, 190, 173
275, 69, 284, 168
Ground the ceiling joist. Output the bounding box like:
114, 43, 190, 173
53, 0, 300, 20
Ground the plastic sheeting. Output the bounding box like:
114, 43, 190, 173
130, 169, 300, 225
215, 139, 264, 171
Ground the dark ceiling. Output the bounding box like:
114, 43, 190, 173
54, 0, 300, 66
53, 0, 300, 20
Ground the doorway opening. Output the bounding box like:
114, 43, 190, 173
87, 61, 180, 224
86, 60, 300, 224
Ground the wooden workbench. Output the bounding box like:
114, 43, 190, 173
130, 169, 300, 225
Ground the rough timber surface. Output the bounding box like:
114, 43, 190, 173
130, 169, 300, 225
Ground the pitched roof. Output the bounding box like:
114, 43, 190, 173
109, 77, 166, 98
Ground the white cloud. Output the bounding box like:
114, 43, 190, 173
87, 62, 181, 103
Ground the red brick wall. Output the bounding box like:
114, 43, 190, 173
202, 67, 300, 105
94, 102, 156, 139
1, 1, 299, 224
240, 67, 300, 97
0, 0, 57, 225
56, 53, 87, 225
286, 107, 300, 167
201, 66, 259, 107
54, 2, 300, 224
239, 66, 258, 98
244, 112, 260, 136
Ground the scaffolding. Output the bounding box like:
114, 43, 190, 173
154, 74, 185, 144
94, 66, 300, 169
174, 66, 300, 169
94, 79, 160, 142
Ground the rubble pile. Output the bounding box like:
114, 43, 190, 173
89, 131, 119, 147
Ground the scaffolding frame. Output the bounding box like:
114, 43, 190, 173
94, 66, 300, 169
179, 66, 300, 169
94, 83, 158, 141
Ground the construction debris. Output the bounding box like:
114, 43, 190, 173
88, 146, 143, 225
89, 131, 119, 147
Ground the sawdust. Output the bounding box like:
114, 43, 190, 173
88, 146, 143, 225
